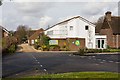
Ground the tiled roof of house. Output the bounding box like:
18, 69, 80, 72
28, 30, 37, 37
103, 16, 120, 35
28, 28, 44, 40
95, 12, 120, 35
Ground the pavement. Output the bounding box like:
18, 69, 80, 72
2, 52, 120, 78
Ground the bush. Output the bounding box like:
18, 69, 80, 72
60, 45, 70, 51
41, 45, 49, 51
34, 44, 40, 50
49, 45, 60, 51
75, 48, 112, 56
7, 44, 17, 53
102, 49, 110, 52
2, 36, 18, 55
77, 48, 86, 56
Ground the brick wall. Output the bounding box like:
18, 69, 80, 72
100, 28, 120, 48
56, 38, 85, 51
118, 35, 120, 48
67, 38, 85, 51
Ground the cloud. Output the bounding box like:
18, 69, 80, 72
0, 1, 118, 31
12, 0, 120, 2
81, 2, 118, 15
39, 16, 52, 28
15, 2, 54, 18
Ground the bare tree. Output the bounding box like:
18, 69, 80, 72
14, 25, 29, 43
95, 16, 105, 33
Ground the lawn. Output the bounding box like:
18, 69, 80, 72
2, 72, 120, 80
30, 72, 120, 78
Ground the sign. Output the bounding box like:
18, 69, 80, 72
49, 40, 58, 45
75, 40, 80, 46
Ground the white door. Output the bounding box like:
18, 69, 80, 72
31, 40, 34, 44
96, 39, 106, 49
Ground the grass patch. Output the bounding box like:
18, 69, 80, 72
109, 49, 120, 52
2, 72, 120, 80
30, 72, 120, 78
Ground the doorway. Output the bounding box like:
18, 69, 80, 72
96, 39, 106, 49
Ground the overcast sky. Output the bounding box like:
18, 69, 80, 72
0, 0, 119, 31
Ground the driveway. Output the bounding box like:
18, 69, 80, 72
2, 52, 120, 78
16, 43, 41, 52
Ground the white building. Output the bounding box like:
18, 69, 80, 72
45, 16, 106, 50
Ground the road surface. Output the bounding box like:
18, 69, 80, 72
2, 52, 120, 78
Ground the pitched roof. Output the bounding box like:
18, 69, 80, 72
46, 16, 95, 30
101, 16, 120, 35
0, 25, 10, 34
28, 28, 44, 40
28, 30, 37, 37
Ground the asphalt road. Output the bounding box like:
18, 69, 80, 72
2, 52, 120, 78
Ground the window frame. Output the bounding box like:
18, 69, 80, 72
85, 25, 89, 30
70, 26, 73, 30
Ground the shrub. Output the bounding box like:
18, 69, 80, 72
102, 49, 110, 52
49, 45, 60, 51
60, 45, 70, 51
77, 48, 86, 56
41, 45, 49, 51
34, 44, 40, 50
7, 44, 17, 53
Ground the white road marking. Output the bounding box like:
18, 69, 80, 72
44, 69, 47, 71
115, 62, 120, 64
40, 65, 43, 67
31, 55, 48, 72
102, 60, 106, 62
92, 56, 95, 57
100, 62, 104, 63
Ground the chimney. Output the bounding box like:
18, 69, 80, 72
105, 11, 112, 21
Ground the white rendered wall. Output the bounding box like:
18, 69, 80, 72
45, 18, 96, 49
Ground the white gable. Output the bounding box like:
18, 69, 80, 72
45, 16, 96, 48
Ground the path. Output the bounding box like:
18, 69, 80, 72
16, 43, 41, 52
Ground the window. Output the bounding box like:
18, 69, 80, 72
85, 25, 89, 30
70, 26, 73, 30
47, 30, 53, 35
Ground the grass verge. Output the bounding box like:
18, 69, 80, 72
2, 72, 120, 80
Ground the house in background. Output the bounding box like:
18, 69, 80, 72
45, 16, 107, 51
96, 11, 120, 48
28, 28, 44, 45
0, 26, 10, 38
